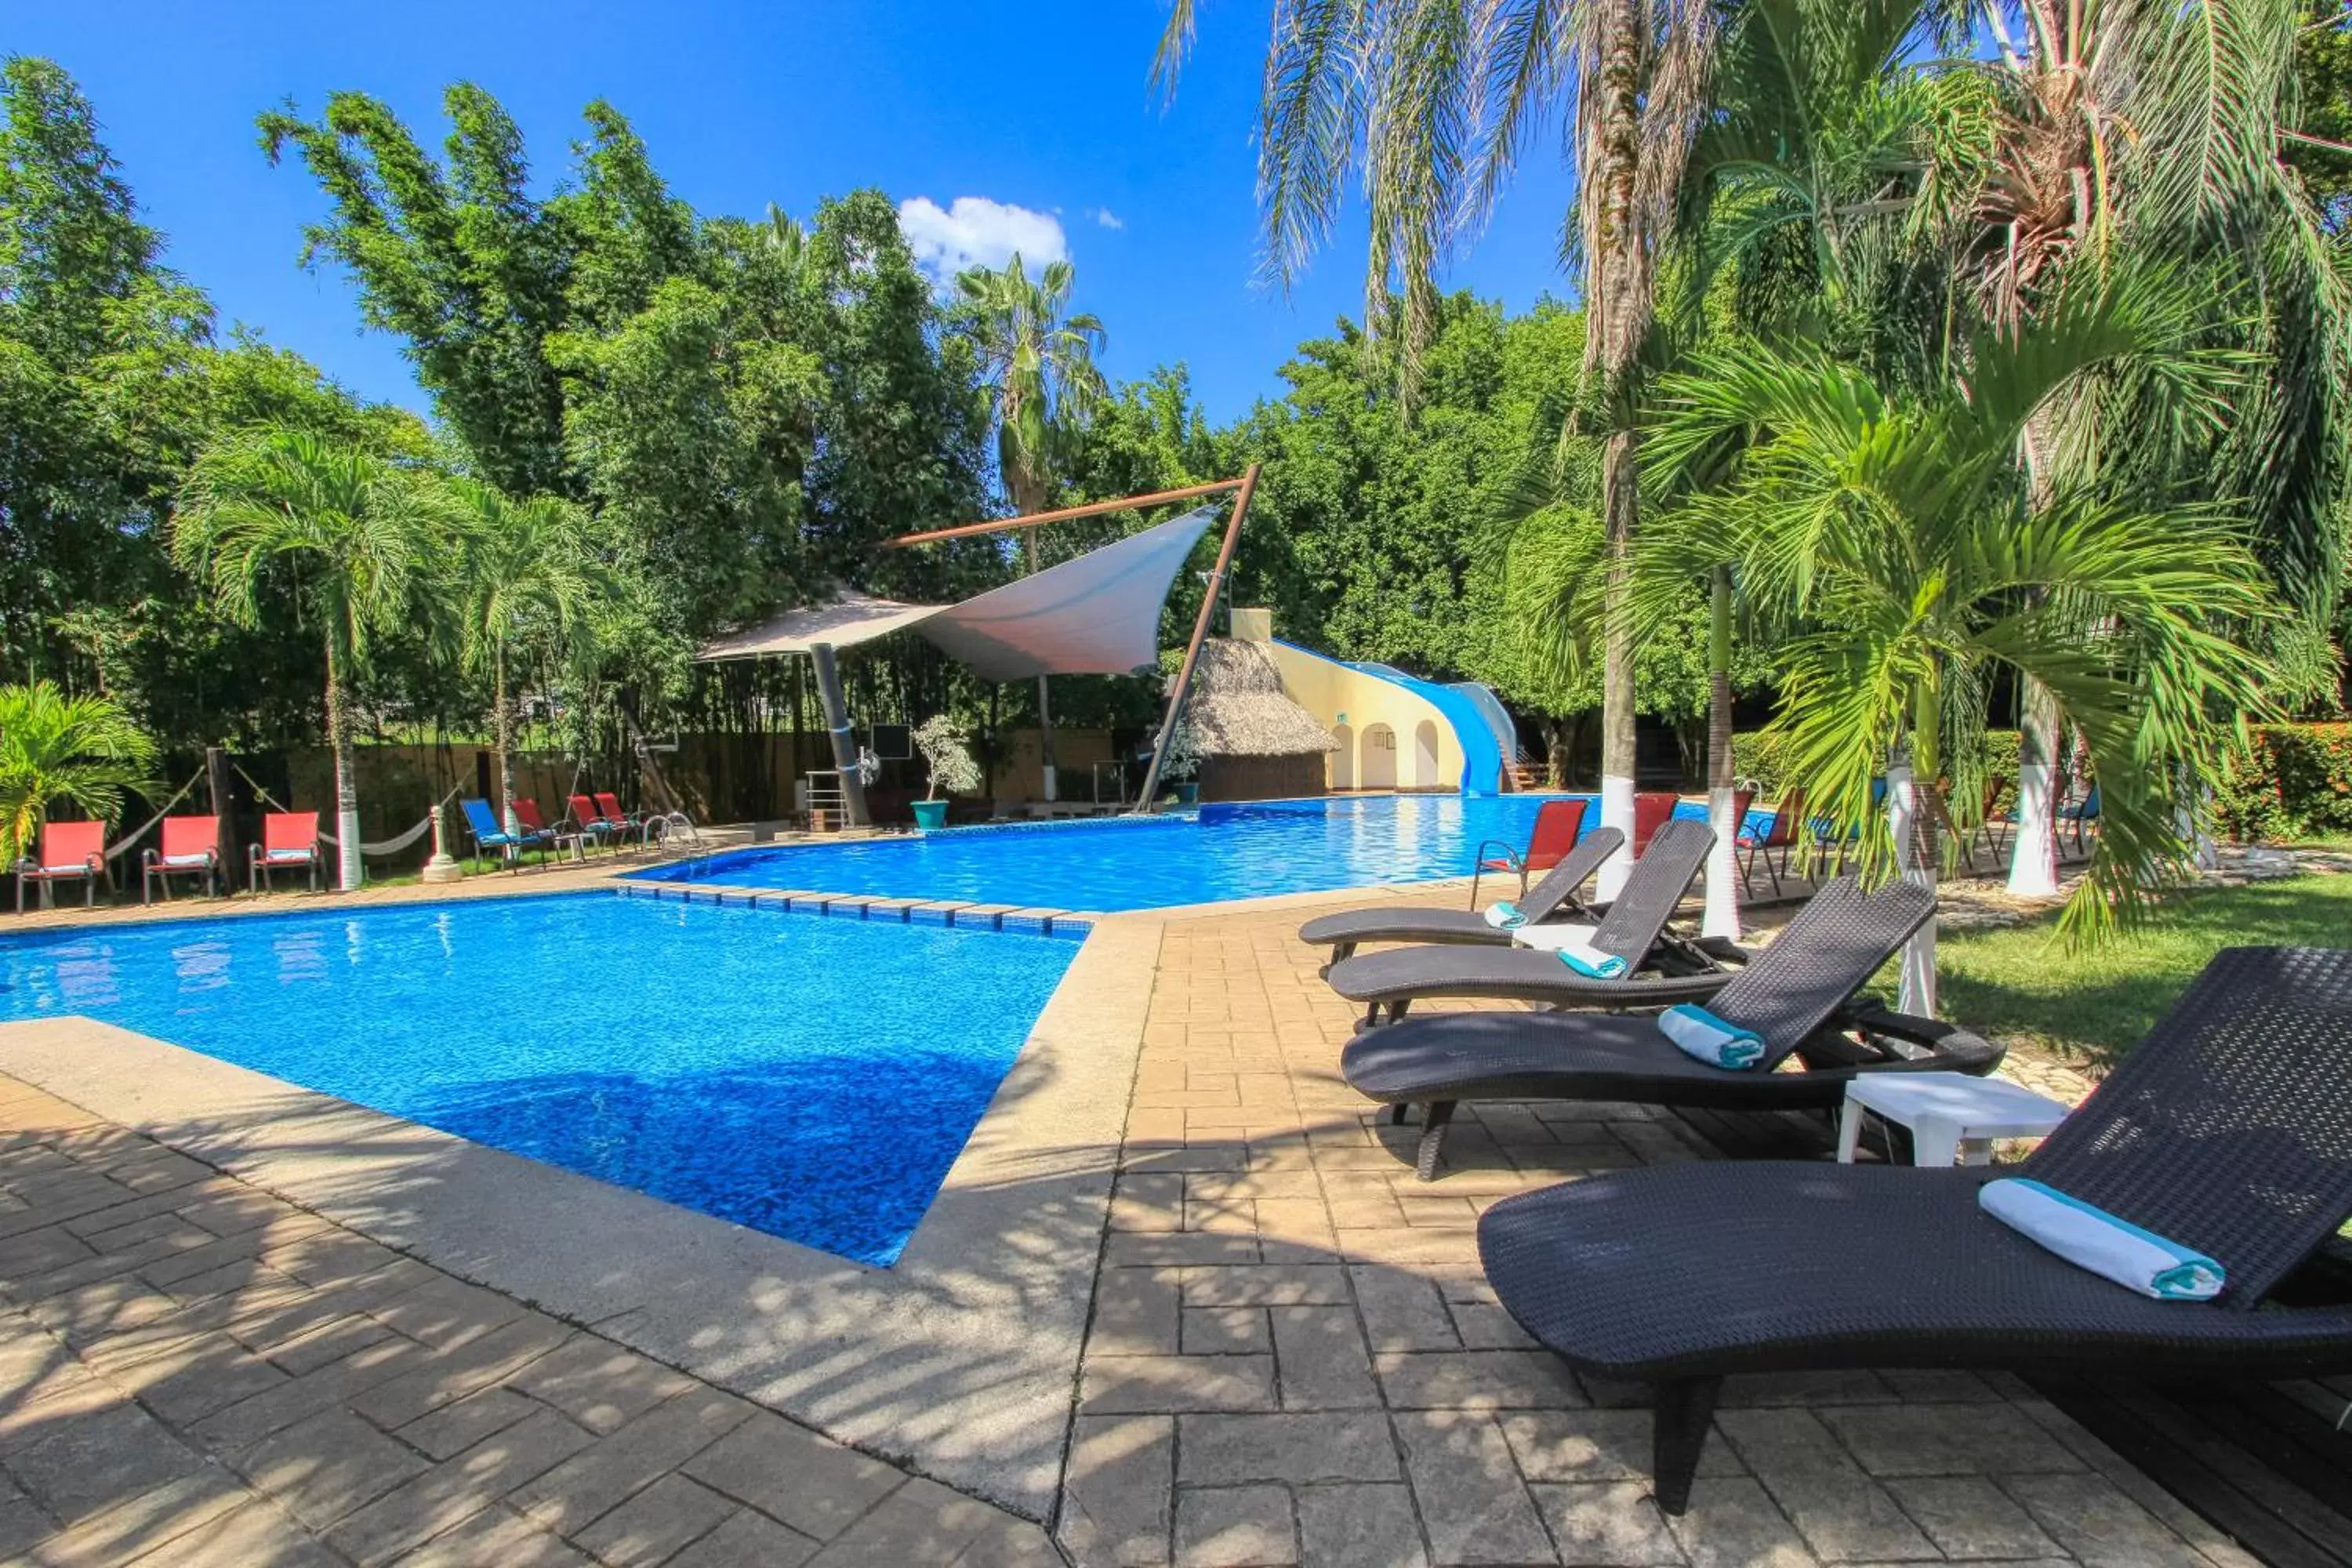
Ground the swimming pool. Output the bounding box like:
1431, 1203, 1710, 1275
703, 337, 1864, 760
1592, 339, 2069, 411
636, 793, 1736, 913
0, 894, 1076, 1266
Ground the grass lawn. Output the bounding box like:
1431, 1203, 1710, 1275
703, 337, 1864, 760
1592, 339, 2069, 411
1932, 873, 2352, 1072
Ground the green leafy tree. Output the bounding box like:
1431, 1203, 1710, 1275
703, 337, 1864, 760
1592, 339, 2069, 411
174, 429, 449, 891
2288, 0, 2352, 229
446, 480, 612, 833
0, 681, 158, 866
2, 59, 424, 751
260, 87, 993, 775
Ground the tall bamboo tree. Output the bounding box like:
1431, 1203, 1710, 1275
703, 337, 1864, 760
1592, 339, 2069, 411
174, 428, 446, 891
955, 254, 1107, 802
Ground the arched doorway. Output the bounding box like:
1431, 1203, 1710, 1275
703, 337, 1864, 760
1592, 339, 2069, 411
1330, 724, 1355, 789
1359, 724, 1398, 789
1413, 720, 1441, 788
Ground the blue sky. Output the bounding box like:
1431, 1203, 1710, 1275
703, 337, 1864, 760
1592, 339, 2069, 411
10, 0, 1581, 426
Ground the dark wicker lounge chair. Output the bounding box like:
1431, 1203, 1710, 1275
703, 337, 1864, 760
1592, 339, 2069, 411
1343, 873, 1981, 1178
1298, 828, 1626, 970
1325, 818, 1726, 1027
1475, 943, 2352, 1515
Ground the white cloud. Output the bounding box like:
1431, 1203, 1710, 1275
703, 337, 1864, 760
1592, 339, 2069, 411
896, 196, 1069, 280
1092, 207, 1125, 230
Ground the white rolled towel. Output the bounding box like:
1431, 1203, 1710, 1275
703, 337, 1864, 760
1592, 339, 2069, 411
1555, 941, 1627, 979
1482, 900, 1525, 930
1657, 1004, 1765, 1069
1978, 1178, 2224, 1301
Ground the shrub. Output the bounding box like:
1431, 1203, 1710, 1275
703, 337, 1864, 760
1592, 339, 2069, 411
1737, 722, 2352, 843
1729, 731, 1804, 800
1733, 728, 2022, 815
2213, 724, 2352, 843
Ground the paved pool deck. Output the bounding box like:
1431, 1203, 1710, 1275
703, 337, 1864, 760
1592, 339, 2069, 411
0, 851, 2278, 1566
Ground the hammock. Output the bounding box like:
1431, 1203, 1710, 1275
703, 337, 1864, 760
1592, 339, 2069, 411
99, 771, 207, 862
230, 762, 463, 858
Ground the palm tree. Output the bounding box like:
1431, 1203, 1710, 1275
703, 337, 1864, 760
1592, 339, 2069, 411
0, 682, 158, 868
1642, 278, 2278, 1007
1963, 0, 2351, 895
174, 428, 447, 891
1657, 0, 1987, 936
446, 479, 611, 835
1156, 0, 1715, 895
956, 254, 1108, 802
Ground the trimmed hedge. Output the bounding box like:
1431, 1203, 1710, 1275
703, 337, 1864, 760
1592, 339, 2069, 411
1732, 730, 2020, 806
1733, 721, 2352, 844
2214, 724, 2352, 843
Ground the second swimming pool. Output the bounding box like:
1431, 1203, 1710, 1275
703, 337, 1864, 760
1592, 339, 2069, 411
633, 793, 1754, 913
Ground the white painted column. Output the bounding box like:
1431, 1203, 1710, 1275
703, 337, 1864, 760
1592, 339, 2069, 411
420, 799, 463, 884
2176, 773, 2219, 872
1702, 785, 1742, 940
2007, 681, 2060, 898
1889, 751, 1938, 1018
336, 808, 364, 892
1596, 775, 1636, 901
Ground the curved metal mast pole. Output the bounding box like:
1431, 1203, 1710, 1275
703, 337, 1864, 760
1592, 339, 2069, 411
1135, 463, 1261, 813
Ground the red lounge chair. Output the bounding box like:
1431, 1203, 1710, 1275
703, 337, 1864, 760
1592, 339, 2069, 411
594, 792, 648, 847
1736, 786, 1803, 897
143, 815, 221, 903
1631, 792, 1679, 856
16, 822, 106, 913
514, 798, 589, 862
249, 811, 321, 894
1471, 797, 1587, 904
566, 794, 621, 852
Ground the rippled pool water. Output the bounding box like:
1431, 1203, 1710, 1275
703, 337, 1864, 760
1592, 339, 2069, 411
0, 892, 1075, 1265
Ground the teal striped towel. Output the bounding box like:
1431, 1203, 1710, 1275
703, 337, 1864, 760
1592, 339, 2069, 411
1658, 1004, 1764, 1069
1979, 1178, 2224, 1301
1482, 901, 1526, 930
1556, 941, 1628, 979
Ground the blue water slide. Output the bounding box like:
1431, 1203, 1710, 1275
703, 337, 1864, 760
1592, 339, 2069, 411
1296, 647, 1505, 796
1447, 683, 1519, 771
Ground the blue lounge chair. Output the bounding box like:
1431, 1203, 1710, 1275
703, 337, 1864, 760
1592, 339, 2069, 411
459, 798, 550, 871
2059, 781, 2101, 854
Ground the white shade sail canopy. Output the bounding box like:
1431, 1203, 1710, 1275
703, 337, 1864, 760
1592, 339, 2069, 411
695, 506, 1216, 681
693, 592, 942, 660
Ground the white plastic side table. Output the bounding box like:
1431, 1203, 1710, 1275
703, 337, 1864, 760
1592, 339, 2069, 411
1835, 1072, 2071, 1167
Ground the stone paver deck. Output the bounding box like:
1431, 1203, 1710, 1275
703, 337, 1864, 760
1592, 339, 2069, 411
0, 840, 2328, 1566
0, 1076, 1056, 1566
1058, 893, 2259, 1568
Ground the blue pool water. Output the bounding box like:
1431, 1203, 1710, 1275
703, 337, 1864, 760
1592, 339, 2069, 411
0, 894, 1075, 1266
637, 793, 1752, 913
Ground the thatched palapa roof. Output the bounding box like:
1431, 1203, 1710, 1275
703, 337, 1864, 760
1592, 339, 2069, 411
1185, 639, 1338, 758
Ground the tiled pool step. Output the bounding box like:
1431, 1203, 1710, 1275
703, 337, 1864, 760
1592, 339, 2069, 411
613, 881, 1096, 939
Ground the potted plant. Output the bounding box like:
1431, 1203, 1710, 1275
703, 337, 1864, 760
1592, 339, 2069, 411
912, 715, 981, 829
1160, 720, 1203, 807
